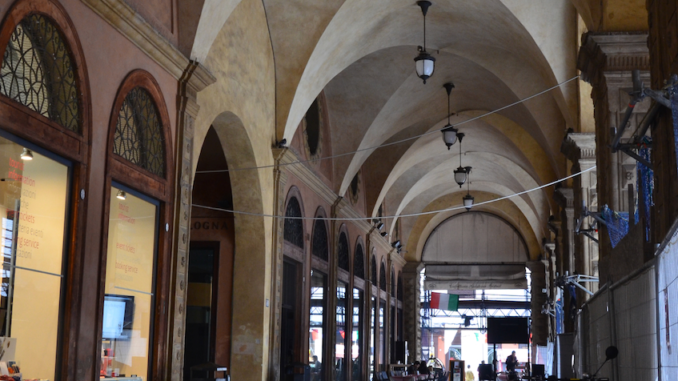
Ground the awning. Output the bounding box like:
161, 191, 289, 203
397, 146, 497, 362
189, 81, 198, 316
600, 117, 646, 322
424, 264, 527, 290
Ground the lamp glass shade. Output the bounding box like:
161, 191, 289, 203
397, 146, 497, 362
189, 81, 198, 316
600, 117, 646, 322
463, 194, 474, 210
414, 52, 435, 81
20, 148, 33, 161
442, 126, 457, 149
454, 167, 467, 187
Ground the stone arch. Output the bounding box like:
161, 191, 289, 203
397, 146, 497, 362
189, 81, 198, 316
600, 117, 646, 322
205, 111, 269, 379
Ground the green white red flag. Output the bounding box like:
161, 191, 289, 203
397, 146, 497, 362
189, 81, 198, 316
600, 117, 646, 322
430, 292, 459, 311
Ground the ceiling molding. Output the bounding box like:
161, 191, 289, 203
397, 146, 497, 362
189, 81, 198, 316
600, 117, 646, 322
81, 0, 215, 91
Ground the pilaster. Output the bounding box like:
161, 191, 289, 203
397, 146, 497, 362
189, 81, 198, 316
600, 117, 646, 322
168, 61, 216, 380
402, 262, 424, 362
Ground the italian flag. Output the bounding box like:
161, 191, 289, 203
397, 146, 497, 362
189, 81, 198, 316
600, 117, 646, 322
430, 292, 459, 311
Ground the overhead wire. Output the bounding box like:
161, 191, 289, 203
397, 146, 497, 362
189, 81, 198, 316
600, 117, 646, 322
196, 75, 581, 174
192, 165, 596, 221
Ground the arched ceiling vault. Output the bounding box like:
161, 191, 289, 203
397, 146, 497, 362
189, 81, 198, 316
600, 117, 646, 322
189, 0, 584, 265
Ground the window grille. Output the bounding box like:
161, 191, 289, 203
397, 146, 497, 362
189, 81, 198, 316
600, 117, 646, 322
114, 87, 165, 177
338, 232, 349, 271
0, 14, 80, 132
354, 244, 365, 279
283, 197, 304, 248
312, 218, 328, 261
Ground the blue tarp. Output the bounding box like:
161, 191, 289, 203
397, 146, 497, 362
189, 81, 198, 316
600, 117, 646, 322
603, 208, 629, 248
637, 146, 653, 241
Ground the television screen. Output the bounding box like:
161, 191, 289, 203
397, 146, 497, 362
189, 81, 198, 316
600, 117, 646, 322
102, 294, 134, 340
487, 317, 529, 344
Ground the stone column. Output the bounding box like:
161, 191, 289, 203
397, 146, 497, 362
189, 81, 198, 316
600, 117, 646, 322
402, 262, 423, 362
168, 61, 216, 380
561, 133, 599, 295
268, 148, 289, 381
577, 32, 650, 259
555, 188, 575, 276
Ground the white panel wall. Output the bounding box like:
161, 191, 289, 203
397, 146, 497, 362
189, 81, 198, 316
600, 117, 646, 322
658, 233, 678, 380
422, 212, 528, 262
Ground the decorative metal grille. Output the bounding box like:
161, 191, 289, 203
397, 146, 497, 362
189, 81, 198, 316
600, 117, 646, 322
0, 14, 80, 132
371, 255, 377, 286
337, 232, 349, 271
113, 87, 165, 177
353, 244, 365, 279
397, 276, 403, 301
391, 267, 396, 295
312, 218, 328, 261
379, 262, 387, 291
283, 197, 304, 248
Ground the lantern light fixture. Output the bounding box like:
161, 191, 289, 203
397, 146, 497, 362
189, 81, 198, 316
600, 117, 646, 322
20, 148, 33, 161
453, 133, 467, 187
463, 166, 474, 211
116, 190, 127, 200
441, 82, 458, 149
414, 1, 435, 84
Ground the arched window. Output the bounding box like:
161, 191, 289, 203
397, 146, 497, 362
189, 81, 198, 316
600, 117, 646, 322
113, 87, 165, 177
338, 231, 350, 272
371, 255, 377, 286
312, 218, 328, 261
354, 244, 365, 279
284, 197, 304, 248
379, 262, 387, 291
391, 267, 396, 295
0, 14, 80, 132
397, 276, 403, 301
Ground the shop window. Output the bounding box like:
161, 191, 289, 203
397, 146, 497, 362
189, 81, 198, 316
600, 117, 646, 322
352, 288, 364, 381
113, 87, 165, 177
338, 231, 349, 272
397, 276, 403, 301
309, 270, 326, 381
283, 197, 304, 248
390, 267, 395, 296
101, 185, 158, 379
353, 244, 364, 279
378, 300, 386, 370
379, 262, 386, 291
0, 133, 71, 380
0, 14, 80, 133
336, 281, 348, 381
370, 255, 377, 287
311, 218, 328, 261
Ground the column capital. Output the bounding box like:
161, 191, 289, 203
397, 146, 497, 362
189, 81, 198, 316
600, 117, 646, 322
577, 32, 649, 85
561, 132, 596, 163
554, 187, 575, 208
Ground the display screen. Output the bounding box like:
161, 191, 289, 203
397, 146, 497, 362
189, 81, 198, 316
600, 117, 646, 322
487, 317, 529, 344
102, 294, 134, 340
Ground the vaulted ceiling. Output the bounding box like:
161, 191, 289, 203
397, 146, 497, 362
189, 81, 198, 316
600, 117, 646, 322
184, 0, 647, 263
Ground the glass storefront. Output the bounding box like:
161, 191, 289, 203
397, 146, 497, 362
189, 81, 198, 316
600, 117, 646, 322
101, 185, 158, 380
309, 270, 326, 381
0, 133, 70, 380
379, 300, 385, 370
336, 281, 348, 381
351, 288, 363, 381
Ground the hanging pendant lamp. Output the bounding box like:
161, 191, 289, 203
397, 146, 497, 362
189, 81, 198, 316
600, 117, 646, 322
453, 133, 467, 187
463, 166, 474, 211
441, 82, 458, 149
414, 1, 435, 84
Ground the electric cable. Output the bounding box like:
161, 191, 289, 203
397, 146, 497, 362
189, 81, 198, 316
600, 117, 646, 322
192, 165, 595, 221
196, 75, 580, 174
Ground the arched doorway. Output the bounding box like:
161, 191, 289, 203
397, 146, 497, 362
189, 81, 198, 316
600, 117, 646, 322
185, 126, 235, 378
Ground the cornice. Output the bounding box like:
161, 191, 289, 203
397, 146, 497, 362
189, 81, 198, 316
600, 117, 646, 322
81, 0, 215, 89
390, 251, 406, 267
554, 187, 575, 208
561, 132, 596, 162
577, 32, 649, 85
